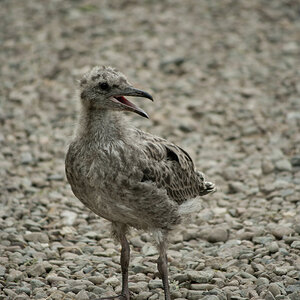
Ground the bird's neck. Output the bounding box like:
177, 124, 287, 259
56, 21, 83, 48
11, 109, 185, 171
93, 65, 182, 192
76, 107, 127, 144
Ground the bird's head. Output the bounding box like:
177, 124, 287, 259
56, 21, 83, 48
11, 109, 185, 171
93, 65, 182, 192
79, 66, 153, 118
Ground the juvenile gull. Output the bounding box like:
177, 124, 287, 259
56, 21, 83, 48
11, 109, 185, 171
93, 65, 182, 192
65, 66, 216, 300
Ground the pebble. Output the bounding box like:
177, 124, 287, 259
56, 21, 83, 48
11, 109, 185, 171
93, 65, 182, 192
274, 267, 288, 275
275, 160, 292, 172
27, 263, 46, 277
76, 290, 89, 300
148, 279, 163, 289
187, 270, 214, 283
104, 276, 120, 287
228, 181, 246, 193
30, 279, 45, 289
268, 241, 279, 253
270, 226, 294, 239
268, 283, 281, 297
207, 228, 229, 243
291, 241, 300, 249
261, 159, 274, 174
24, 232, 49, 243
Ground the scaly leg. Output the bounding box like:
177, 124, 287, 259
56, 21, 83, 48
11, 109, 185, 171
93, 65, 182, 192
98, 223, 130, 300
157, 237, 171, 300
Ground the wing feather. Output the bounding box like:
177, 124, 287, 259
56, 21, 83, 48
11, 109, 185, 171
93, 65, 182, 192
134, 129, 214, 204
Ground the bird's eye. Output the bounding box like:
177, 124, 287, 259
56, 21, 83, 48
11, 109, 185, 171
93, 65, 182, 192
99, 82, 109, 90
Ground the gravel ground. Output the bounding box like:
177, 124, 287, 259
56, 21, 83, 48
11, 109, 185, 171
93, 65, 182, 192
1, 0, 300, 299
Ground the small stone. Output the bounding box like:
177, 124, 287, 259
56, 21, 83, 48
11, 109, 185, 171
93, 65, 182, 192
268, 283, 281, 297
275, 160, 292, 171
0, 265, 5, 276
61, 210, 77, 225
21, 152, 33, 164
187, 290, 205, 300
207, 228, 229, 243
141, 244, 158, 256
265, 291, 276, 300
187, 270, 214, 283
268, 241, 279, 253
88, 275, 106, 285
256, 277, 269, 286
128, 281, 148, 293
104, 276, 119, 287
291, 156, 300, 167
274, 267, 288, 275
16, 286, 31, 296
228, 181, 245, 193
136, 291, 153, 300
148, 279, 163, 289
271, 225, 293, 239
46, 275, 67, 284
290, 291, 300, 300
30, 279, 45, 289
173, 273, 188, 283
7, 269, 23, 281
24, 232, 49, 243
76, 290, 89, 300
291, 241, 300, 249
261, 159, 274, 174
27, 263, 46, 277
190, 283, 215, 290
130, 236, 145, 248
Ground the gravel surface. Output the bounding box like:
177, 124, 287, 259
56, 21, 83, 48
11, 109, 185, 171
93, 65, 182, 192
1, 0, 300, 299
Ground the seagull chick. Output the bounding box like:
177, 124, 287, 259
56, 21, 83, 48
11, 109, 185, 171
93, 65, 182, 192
65, 66, 216, 300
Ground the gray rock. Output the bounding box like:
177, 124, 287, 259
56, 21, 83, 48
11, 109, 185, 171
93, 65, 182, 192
128, 281, 148, 293
268, 283, 281, 297
286, 284, 300, 293
187, 290, 204, 300
290, 292, 300, 300
141, 244, 158, 256
190, 283, 215, 290
76, 290, 89, 300
30, 279, 45, 289
173, 273, 188, 283
24, 232, 49, 243
21, 152, 33, 164
148, 279, 163, 289
187, 270, 214, 283
264, 291, 276, 300
228, 181, 246, 193
87, 275, 106, 285
275, 160, 292, 172
136, 292, 153, 300
268, 241, 279, 253
61, 210, 77, 225
207, 228, 229, 243
27, 263, 46, 277
261, 159, 274, 174
274, 267, 288, 275
7, 270, 23, 282
270, 226, 294, 239
291, 156, 300, 167
291, 241, 300, 249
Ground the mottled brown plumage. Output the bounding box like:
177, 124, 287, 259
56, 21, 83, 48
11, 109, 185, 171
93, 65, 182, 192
65, 66, 216, 300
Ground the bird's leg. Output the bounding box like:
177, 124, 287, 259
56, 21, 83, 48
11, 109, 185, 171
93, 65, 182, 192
98, 224, 130, 300
157, 239, 171, 300
119, 233, 130, 298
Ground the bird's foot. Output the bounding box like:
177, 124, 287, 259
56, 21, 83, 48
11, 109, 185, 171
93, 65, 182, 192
96, 294, 129, 300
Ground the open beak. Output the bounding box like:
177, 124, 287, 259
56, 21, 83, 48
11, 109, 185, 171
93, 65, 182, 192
112, 87, 153, 118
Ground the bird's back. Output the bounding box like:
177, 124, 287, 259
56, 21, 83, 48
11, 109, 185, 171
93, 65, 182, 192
133, 128, 216, 205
